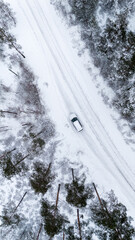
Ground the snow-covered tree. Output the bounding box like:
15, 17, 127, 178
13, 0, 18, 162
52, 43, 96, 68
0, 151, 28, 179
90, 190, 135, 240
41, 199, 67, 237
30, 162, 55, 194
65, 170, 94, 208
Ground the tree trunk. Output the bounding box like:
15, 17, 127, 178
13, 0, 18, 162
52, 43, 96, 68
0, 110, 17, 115
9, 192, 27, 220
56, 184, 61, 210
14, 154, 29, 166
0, 148, 16, 160
92, 182, 104, 209
71, 168, 74, 182
0, 29, 25, 58
36, 223, 43, 240
77, 209, 82, 240
9, 68, 19, 77
44, 163, 52, 178
33, 129, 43, 138
22, 122, 32, 127
11, 42, 25, 58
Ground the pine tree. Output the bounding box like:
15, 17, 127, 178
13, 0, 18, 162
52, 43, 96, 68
65, 225, 80, 240
90, 190, 135, 240
0, 152, 28, 179
30, 162, 55, 194
65, 170, 94, 208
41, 199, 66, 237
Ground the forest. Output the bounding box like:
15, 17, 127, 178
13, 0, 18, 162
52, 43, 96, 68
0, 0, 135, 239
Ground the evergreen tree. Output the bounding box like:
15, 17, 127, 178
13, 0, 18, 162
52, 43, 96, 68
0, 207, 21, 227
41, 199, 67, 237
0, 0, 16, 59
0, 152, 28, 179
65, 225, 80, 240
65, 173, 94, 208
30, 162, 55, 194
65, 218, 94, 240
90, 190, 135, 240
68, 0, 98, 27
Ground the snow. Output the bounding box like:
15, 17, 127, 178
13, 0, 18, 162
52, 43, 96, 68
4, 0, 135, 226
128, 12, 135, 32
96, 6, 109, 29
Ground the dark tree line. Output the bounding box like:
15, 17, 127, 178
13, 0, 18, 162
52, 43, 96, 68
38, 168, 135, 239
0, 163, 135, 239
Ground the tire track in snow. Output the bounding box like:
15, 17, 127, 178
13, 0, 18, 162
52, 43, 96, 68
17, 1, 72, 117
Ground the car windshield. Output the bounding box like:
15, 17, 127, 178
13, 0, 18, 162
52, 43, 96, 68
72, 117, 77, 122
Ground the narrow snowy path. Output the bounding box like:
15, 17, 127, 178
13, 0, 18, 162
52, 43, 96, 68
9, 0, 135, 217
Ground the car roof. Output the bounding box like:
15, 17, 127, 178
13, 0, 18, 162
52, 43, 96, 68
73, 120, 83, 132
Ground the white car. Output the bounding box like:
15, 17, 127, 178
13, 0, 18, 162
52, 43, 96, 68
70, 113, 83, 132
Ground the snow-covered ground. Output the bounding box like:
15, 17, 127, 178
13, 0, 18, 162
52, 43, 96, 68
6, 0, 135, 221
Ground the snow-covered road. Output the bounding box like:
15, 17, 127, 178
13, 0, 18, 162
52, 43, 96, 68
9, 0, 135, 218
